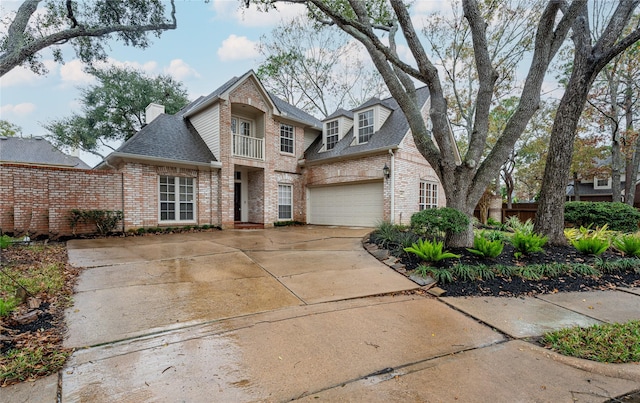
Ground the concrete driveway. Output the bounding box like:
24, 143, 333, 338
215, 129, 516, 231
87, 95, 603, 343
4, 226, 640, 402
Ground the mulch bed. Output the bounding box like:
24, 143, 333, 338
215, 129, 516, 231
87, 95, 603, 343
372, 240, 640, 297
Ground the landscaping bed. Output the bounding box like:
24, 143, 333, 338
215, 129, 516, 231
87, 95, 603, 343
0, 242, 78, 387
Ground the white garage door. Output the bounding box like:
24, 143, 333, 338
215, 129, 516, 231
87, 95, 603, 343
308, 182, 383, 227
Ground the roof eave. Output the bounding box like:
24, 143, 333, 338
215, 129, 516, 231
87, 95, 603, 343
301, 145, 399, 167
97, 152, 221, 170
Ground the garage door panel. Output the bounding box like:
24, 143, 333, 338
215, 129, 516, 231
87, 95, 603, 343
308, 182, 383, 227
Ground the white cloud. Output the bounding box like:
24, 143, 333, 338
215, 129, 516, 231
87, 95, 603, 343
212, 0, 306, 27
103, 59, 158, 74
0, 59, 57, 88
217, 34, 259, 62
0, 103, 36, 118
59, 59, 95, 85
164, 59, 200, 81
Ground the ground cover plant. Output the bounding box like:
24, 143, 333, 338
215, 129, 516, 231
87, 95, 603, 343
369, 214, 640, 298
0, 242, 79, 387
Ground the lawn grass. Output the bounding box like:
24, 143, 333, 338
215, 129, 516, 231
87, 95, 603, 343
542, 321, 640, 363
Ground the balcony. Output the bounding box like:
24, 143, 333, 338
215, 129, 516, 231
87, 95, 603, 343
233, 134, 264, 160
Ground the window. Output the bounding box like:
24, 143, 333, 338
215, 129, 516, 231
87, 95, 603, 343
419, 181, 438, 210
594, 177, 611, 189
280, 123, 294, 154
160, 176, 195, 221
358, 109, 374, 143
231, 117, 252, 136
278, 184, 293, 220
326, 120, 339, 150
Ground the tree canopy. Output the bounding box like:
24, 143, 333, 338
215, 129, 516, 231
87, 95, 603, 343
0, 120, 22, 137
44, 66, 189, 158
252, 0, 640, 247
256, 16, 387, 118
0, 0, 177, 77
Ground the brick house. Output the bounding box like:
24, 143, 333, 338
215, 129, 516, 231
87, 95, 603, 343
96, 70, 444, 230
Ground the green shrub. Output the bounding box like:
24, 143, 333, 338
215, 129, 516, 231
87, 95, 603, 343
613, 234, 640, 257
370, 221, 402, 249
68, 209, 124, 235
505, 216, 534, 234
486, 217, 501, 227
410, 208, 469, 238
404, 238, 461, 264
571, 237, 610, 256
466, 235, 504, 259
564, 202, 640, 232
511, 230, 547, 255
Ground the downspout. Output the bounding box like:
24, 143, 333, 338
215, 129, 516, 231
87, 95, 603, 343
389, 149, 395, 224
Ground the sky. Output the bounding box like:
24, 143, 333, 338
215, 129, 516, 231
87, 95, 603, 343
0, 0, 315, 167
0, 1, 550, 168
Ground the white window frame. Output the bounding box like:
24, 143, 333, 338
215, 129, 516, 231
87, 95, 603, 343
357, 109, 374, 144
159, 176, 196, 222
419, 181, 438, 210
278, 184, 293, 220
231, 116, 253, 137
594, 177, 612, 189
280, 123, 295, 154
325, 120, 339, 150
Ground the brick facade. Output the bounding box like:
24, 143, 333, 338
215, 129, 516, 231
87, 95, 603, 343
1, 164, 122, 236
4, 74, 444, 236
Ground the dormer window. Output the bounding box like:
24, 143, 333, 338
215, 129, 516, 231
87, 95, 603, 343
358, 109, 374, 143
326, 120, 339, 150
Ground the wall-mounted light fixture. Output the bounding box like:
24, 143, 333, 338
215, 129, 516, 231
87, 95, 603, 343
383, 163, 391, 179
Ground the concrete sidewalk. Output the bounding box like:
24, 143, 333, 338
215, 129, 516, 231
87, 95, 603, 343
2, 227, 639, 402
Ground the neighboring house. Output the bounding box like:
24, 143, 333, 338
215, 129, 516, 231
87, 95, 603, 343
567, 177, 640, 206
96, 70, 444, 230
0, 136, 90, 169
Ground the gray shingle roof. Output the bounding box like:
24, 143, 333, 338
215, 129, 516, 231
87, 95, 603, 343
116, 114, 216, 163
269, 93, 322, 129
305, 87, 430, 162
0, 136, 90, 168
324, 108, 354, 121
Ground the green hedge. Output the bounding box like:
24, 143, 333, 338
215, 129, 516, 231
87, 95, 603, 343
564, 202, 640, 232
410, 207, 469, 237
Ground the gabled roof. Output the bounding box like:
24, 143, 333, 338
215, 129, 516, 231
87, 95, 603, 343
353, 96, 394, 112
109, 114, 216, 164
269, 93, 322, 129
304, 86, 431, 162
324, 108, 354, 121
0, 136, 90, 169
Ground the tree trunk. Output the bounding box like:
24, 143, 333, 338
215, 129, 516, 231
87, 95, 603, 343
443, 178, 476, 248
535, 80, 592, 245
624, 82, 638, 206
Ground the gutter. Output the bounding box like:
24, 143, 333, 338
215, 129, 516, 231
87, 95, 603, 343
298, 145, 399, 167
389, 149, 395, 224
98, 152, 222, 170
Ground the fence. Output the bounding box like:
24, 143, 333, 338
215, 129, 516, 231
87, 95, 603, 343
1, 164, 123, 237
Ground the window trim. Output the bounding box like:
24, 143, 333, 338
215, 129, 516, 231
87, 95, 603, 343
419, 181, 438, 211
231, 115, 254, 137
280, 123, 295, 154
594, 177, 612, 190
324, 120, 339, 151
159, 175, 196, 223
277, 184, 293, 221
357, 109, 374, 144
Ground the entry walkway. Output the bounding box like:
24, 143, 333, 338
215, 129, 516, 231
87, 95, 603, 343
2, 226, 639, 402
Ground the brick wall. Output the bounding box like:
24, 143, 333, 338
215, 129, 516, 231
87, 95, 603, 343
118, 163, 221, 230
1, 164, 123, 236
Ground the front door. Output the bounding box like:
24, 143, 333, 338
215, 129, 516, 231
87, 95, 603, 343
234, 182, 242, 221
